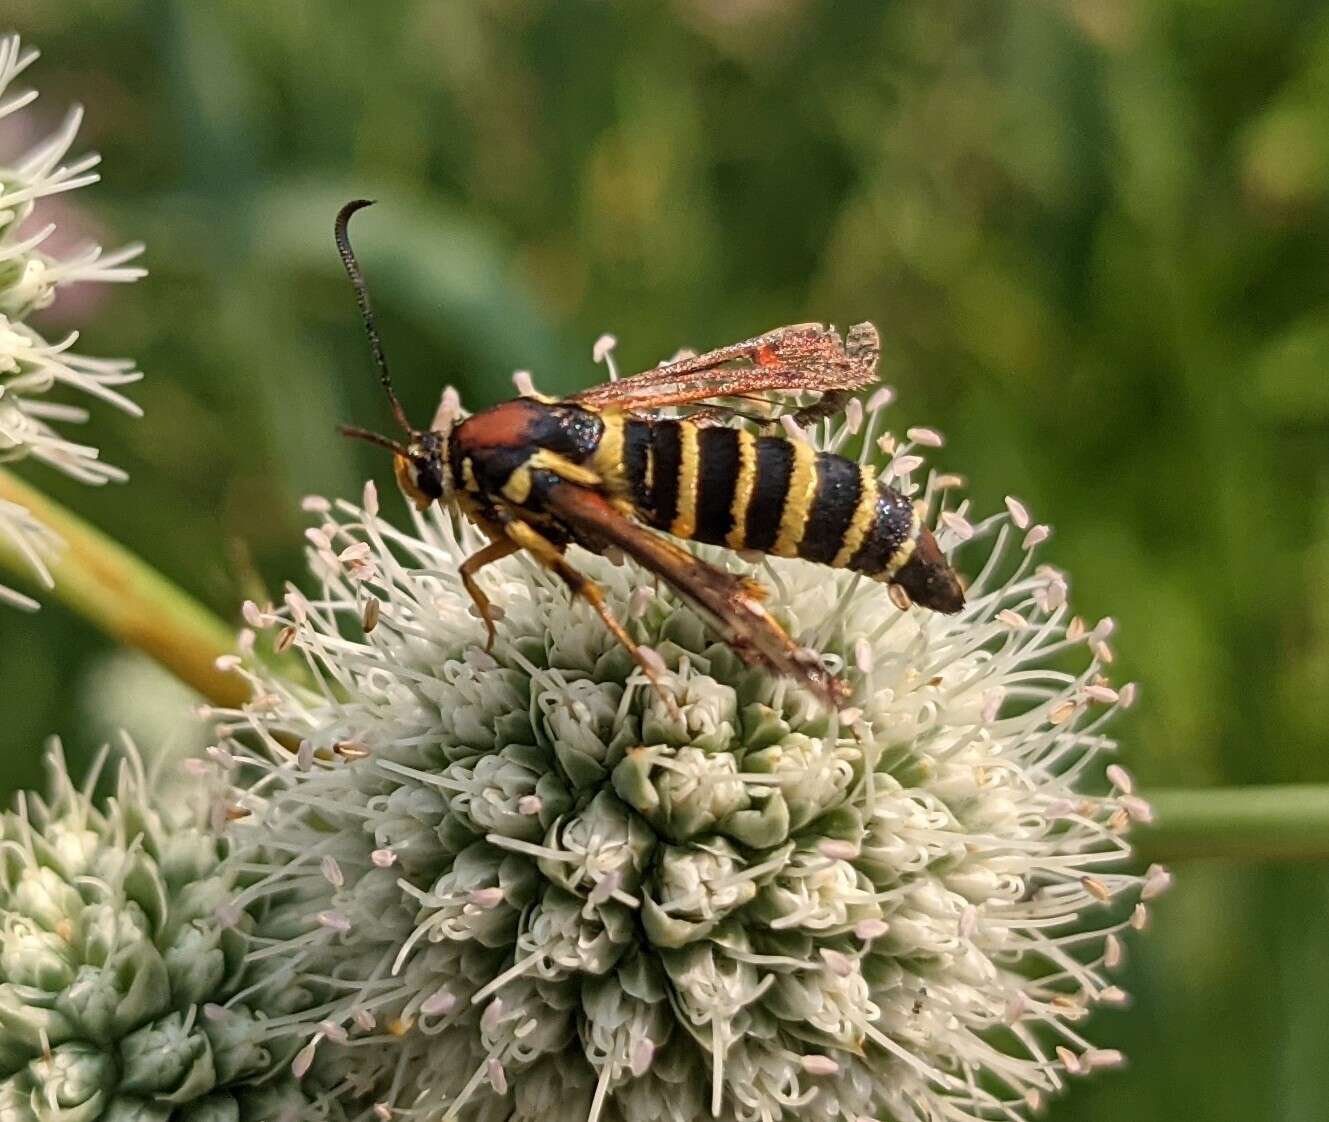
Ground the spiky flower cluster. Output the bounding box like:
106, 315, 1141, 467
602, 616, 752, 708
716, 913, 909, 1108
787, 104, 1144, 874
0, 33, 145, 609
215, 379, 1169, 1122
0, 741, 327, 1121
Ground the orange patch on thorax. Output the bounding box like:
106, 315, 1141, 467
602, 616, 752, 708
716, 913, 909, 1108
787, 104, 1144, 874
455, 399, 544, 450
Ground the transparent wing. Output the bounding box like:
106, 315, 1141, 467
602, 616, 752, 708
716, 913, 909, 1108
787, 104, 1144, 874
568, 321, 880, 423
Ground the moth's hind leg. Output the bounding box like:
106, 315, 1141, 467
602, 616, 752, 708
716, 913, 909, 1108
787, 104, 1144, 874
504, 519, 678, 712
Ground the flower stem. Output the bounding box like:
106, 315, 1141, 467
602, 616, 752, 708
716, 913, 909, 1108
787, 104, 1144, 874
1136, 785, 1329, 862
0, 468, 247, 708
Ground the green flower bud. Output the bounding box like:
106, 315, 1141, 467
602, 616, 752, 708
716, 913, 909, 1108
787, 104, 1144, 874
642, 839, 759, 948
118, 1011, 216, 1101
17, 1042, 115, 1122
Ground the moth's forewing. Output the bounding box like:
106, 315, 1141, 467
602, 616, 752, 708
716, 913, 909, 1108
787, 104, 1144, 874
541, 480, 850, 706
568, 322, 880, 421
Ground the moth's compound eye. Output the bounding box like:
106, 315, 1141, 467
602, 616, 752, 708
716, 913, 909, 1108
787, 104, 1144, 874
394, 454, 434, 510
412, 457, 445, 501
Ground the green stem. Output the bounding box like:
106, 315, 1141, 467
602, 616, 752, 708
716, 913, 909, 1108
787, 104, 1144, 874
1136, 786, 1329, 863
0, 468, 247, 709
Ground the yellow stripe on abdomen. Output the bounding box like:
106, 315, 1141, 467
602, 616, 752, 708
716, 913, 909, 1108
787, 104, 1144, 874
591, 409, 628, 496
831, 463, 880, 568
771, 439, 818, 557
669, 422, 701, 540
726, 429, 758, 549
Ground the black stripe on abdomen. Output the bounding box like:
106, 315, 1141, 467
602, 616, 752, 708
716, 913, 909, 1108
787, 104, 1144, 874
848, 486, 915, 576
798, 452, 862, 564
743, 437, 795, 552
648, 421, 683, 530
624, 420, 652, 511
692, 427, 741, 545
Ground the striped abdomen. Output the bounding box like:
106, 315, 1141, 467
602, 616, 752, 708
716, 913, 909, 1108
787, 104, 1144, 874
592, 413, 919, 580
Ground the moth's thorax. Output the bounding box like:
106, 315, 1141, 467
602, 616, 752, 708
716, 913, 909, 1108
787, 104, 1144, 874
450, 398, 606, 502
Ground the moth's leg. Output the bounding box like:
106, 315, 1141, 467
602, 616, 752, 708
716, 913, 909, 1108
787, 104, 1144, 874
790, 389, 852, 427
539, 481, 849, 707
504, 519, 676, 710
525, 449, 602, 487
459, 537, 521, 650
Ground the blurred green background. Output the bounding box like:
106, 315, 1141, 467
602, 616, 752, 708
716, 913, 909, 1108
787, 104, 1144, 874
3, 1, 1329, 1118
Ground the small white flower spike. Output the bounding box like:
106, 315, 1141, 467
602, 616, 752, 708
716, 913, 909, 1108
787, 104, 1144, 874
0, 34, 145, 608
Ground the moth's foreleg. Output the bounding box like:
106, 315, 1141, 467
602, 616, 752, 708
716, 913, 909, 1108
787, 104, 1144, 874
459, 537, 521, 650
504, 519, 678, 713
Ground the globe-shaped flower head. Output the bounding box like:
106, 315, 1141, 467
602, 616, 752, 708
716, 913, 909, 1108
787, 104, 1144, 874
219, 370, 1168, 1122
0, 741, 328, 1120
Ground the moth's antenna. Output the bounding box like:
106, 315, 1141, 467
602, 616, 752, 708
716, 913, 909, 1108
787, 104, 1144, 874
334, 199, 413, 434
339, 424, 408, 456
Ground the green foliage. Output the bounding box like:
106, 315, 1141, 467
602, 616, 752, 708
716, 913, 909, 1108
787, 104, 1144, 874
1, 2, 1327, 1119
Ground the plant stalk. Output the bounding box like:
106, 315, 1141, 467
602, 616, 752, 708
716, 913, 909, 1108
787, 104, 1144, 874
0, 468, 246, 708
1135, 785, 1329, 863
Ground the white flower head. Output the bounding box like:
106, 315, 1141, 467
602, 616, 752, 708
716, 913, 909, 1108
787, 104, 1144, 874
221, 389, 1166, 1122
0, 738, 338, 1120
0, 34, 146, 607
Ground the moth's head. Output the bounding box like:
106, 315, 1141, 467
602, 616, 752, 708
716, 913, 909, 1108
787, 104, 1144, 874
394, 428, 450, 511
339, 421, 453, 511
